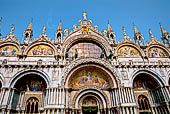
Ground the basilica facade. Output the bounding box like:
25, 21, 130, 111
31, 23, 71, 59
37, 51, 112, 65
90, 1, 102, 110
0, 12, 170, 114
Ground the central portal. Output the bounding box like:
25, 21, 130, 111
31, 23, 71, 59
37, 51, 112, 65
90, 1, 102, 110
82, 106, 98, 114
81, 96, 98, 114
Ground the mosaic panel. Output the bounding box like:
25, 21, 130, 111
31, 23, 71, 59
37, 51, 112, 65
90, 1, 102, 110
28, 45, 54, 56
148, 47, 168, 57
0, 45, 18, 56
69, 67, 113, 89
117, 46, 140, 57
68, 42, 103, 59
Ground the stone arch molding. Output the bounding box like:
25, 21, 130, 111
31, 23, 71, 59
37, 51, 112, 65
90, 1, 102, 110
0, 42, 21, 56
61, 58, 120, 87
130, 69, 166, 87
146, 44, 170, 57
24, 41, 57, 56
115, 43, 145, 57
61, 34, 112, 57
73, 89, 109, 109
9, 69, 50, 88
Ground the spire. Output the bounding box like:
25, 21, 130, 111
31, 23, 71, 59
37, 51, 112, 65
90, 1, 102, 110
133, 24, 139, 34
133, 24, 144, 45
107, 21, 113, 33
160, 24, 168, 35
57, 20, 63, 31
27, 20, 32, 31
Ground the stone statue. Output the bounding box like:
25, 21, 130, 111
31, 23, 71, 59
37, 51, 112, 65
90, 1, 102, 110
149, 29, 154, 39
83, 11, 87, 21
10, 24, 15, 36
73, 24, 77, 31
42, 25, 46, 35
64, 29, 68, 37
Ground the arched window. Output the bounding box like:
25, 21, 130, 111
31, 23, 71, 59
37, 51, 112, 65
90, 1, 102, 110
138, 95, 150, 111
26, 97, 39, 113
67, 42, 105, 60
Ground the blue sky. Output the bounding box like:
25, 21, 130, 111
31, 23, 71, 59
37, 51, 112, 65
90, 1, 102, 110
0, 0, 170, 42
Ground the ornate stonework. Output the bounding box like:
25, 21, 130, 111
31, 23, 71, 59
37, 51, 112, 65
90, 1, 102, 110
0, 12, 169, 114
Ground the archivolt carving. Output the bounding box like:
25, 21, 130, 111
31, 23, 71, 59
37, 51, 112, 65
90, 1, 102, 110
61, 58, 120, 87
72, 87, 110, 109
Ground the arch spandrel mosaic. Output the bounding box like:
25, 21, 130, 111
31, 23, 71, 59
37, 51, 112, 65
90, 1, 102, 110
0, 45, 19, 56
69, 67, 113, 89
27, 45, 54, 56
117, 46, 140, 57
148, 47, 168, 57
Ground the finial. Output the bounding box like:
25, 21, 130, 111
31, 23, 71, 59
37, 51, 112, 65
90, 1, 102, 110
122, 27, 127, 37
149, 28, 154, 39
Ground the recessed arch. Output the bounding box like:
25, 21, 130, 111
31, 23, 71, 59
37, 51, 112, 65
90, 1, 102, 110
131, 70, 165, 88
66, 40, 106, 59
62, 34, 112, 57
115, 43, 144, 57
10, 69, 50, 88
147, 45, 169, 57
64, 63, 118, 89
74, 89, 108, 109
24, 42, 57, 56
0, 43, 20, 56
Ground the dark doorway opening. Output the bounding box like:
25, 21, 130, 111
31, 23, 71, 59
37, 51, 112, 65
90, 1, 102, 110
82, 106, 98, 114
